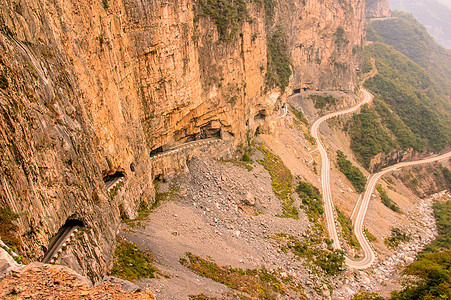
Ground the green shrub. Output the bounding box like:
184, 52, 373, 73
391, 201, 451, 299
364, 229, 377, 242
198, 0, 248, 40
180, 252, 306, 298
266, 27, 292, 93
296, 180, 323, 223
336, 151, 367, 193
385, 227, 410, 249
0, 206, 20, 250
290, 105, 309, 126
348, 105, 396, 169
309, 95, 337, 110
257, 145, 297, 219
275, 234, 345, 276
336, 208, 360, 250
376, 185, 401, 213
109, 237, 158, 280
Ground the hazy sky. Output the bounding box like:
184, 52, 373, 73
435, 0, 451, 9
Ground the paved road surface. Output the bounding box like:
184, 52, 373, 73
42, 225, 80, 263
347, 151, 451, 269
311, 87, 451, 269
311, 88, 373, 250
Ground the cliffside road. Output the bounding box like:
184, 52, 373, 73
312, 87, 451, 269
42, 225, 80, 264
311, 88, 373, 250
347, 151, 451, 269
149, 138, 221, 161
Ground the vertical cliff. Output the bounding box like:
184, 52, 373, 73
0, 0, 365, 280
366, 0, 391, 18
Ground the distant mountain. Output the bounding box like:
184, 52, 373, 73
390, 0, 451, 48
435, 0, 451, 9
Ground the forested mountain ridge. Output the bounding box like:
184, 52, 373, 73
390, 0, 451, 48
347, 11, 450, 170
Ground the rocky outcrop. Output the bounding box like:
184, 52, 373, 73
366, 0, 391, 18
0, 262, 155, 299
0, 0, 365, 280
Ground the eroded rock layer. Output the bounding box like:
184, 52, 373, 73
0, 0, 364, 279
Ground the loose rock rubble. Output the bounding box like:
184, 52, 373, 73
0, 262, 155, 299
333, 198, 439, 299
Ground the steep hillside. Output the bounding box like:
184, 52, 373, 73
366, 0, 391, 18
346, 13, 451, 170
390, 0, 451, 48
0, 0, 365, 280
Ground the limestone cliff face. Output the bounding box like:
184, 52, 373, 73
0, 0, 365, 280
286, 0, 366, 91
366, 0, 391, 18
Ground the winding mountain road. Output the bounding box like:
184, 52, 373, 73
311, 88, 451, 269
311, 88, 373, 250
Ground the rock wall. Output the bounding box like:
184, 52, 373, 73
366, 0, 391, 18
0, 0, 365, 280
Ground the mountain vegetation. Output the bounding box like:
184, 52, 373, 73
391, 201, 451, 299
348, 12, 450, 169
336, 151, 367, 193
389, 0, 451, 48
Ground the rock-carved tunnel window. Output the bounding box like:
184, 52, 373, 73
150, 146, 164, 157
254, 110, 266, 121
103, 171, 125, 190
42, 219, 84, 263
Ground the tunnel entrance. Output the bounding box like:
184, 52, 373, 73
103, 171, 125, 190
42, 219, 84, 263
254, 110, 266, 121
150, 146, 164, 157
103, 171, 125, 183
293, 88, 301, 94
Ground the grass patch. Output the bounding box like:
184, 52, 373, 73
385, 227, 410, 249
274, 233, 345, 276
336, 151, 367, 193
276, 197, 299, 220
122, 183, 178, 228
257, 145, 296, 219
352, 292, 384, 300
296, 180, 323, 223
391, 200, 451, 299
198, 0, 248, 40
309, 95, 337, 110
189, 294, 217, 300
109, 237, 158, 281
109, 181, 124, 199
336, 208, 360, 250
376, 185, 401, 213
180, 252, 306, 299
290, 105, 309, 126
0, 206, 20, 251
221, 159, 254, 172
266, 26, 292, 93
364, 228, 377, 242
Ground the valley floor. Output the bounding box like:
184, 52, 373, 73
119, 103, 449, 299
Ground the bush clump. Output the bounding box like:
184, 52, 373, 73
336, 151, 367, 193
385, 227, 410, 249
110, 237, 158, 281
198, 0, 248, 40
309, 95, 337, 110
0, 206, 20, 250
266, 27, 292, 93
180, 252, 306, 299
296, 180, 323, 223
376, 185, 401, 213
